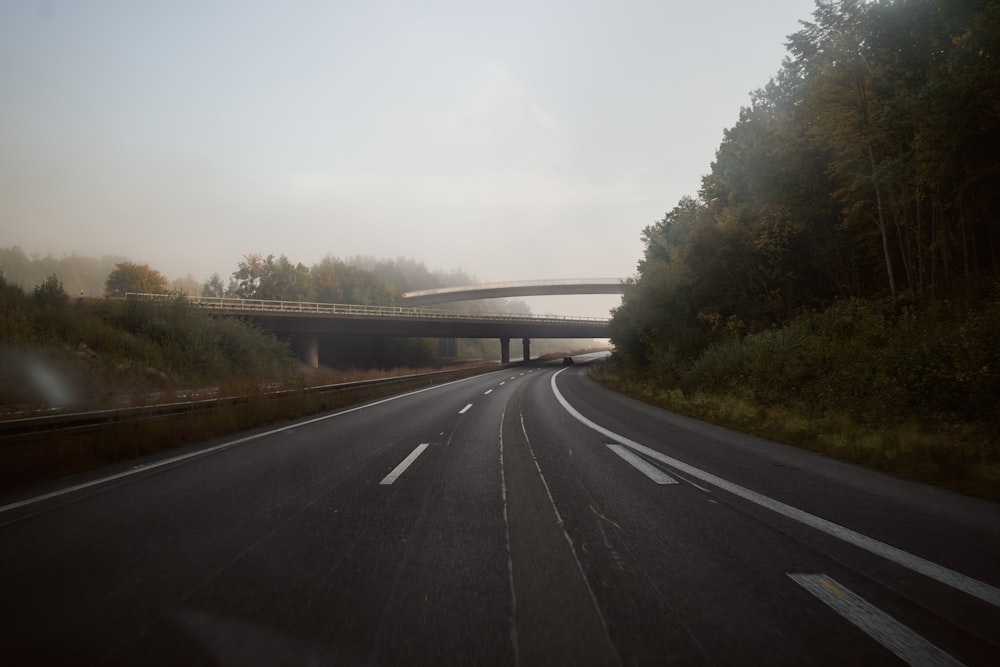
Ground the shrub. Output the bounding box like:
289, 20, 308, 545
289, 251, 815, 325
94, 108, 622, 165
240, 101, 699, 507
32, 274, 68, 308
673, 296, 999, 429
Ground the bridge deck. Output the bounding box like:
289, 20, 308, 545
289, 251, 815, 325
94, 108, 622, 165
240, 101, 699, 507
402, 278, 624, 306
125, 293, 610, 339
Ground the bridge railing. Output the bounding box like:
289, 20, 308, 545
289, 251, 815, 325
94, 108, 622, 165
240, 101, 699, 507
124, 293, 609, 324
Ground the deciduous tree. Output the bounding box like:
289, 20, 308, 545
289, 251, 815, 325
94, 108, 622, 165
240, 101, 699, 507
104, 262, 169, 297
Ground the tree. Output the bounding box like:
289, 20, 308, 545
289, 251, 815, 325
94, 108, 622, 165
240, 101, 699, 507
311, 256, 346, 303
170, 274, 201, 296
32, 274, 68, 307
311, 255, 398, 305
340, 264, 396, 305
788, 0, 898, 296
782, 0, 1000, 297
201, 273, 226, 298
229, 254, 313, 301
104, 262, 169, 297
0, 245, 125, 296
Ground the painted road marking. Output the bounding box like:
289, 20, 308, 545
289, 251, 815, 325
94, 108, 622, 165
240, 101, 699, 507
459, 403, 473, 414
550, 369, 1000, 609
484, 389, 494, 395
667, 469, 713, 493
607, 444, 677, 485
789, 574, 964, 666
0, 370, 504, 516
500, 382, 506, 386
380, 444, 430, 485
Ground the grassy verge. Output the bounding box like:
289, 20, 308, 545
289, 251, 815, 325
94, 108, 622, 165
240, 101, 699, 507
590, 367, 1000, 502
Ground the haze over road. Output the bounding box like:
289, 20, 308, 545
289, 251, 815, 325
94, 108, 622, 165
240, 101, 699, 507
2, 361, 998, 665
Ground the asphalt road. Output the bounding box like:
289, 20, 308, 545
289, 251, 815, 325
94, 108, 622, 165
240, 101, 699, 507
1, 361, 998, 665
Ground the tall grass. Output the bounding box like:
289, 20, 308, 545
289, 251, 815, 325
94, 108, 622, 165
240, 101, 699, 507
1, 279, 300, 409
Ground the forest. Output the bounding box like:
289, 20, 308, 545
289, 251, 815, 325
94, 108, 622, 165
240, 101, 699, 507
0, 245, 498, 310
602, 0, 999, 498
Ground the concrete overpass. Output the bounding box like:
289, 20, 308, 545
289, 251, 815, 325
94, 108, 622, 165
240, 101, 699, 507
402, 278, 624, 306
128, 294, 609, 366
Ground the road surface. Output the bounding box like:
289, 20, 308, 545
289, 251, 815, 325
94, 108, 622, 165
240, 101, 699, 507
1, 362, 998, 665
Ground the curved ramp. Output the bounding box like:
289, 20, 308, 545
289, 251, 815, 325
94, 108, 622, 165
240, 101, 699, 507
402, 278, 624, 306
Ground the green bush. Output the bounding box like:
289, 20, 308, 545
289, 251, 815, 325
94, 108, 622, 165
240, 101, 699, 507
677, 297, 1000, 429
1, 290, 299, 407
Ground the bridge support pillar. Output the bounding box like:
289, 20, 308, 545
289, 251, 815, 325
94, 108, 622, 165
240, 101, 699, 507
292, 332, 319, 368
500, 337, 510, 364
522, 338, 530, 362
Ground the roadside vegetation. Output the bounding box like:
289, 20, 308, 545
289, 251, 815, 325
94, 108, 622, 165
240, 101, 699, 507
0, 267, 597, 487
0, 246, 542, 370
0, 272, 507, 486
599, 0, 1000, 501
595, 296, 1000, 500
1, 273, 300, 409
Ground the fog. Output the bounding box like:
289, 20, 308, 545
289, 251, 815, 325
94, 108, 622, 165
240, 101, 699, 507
2, 0, 816, 318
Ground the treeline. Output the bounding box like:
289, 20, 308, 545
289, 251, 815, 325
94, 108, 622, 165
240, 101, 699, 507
204, 253, 529, 314
604, 0, 999, 496
613, 0, 999, 370
202, 254, 440, 305
0, 247, 127, 298
0, 246, 529, 314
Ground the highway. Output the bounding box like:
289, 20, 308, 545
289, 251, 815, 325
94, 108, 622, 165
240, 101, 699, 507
1, 361, 998, 665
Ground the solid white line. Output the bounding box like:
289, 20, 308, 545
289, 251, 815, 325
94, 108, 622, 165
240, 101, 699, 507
485, 389, 494, 395
380, 444, 430, 485
550, 369, 1000, 609
0, 371, 500, 515
789, 574, 964, 666
459, 403, 473, 414
607, 445, 677, 485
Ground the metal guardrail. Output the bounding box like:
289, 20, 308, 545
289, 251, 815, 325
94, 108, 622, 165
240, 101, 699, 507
124, 293, 609, 324
0, 366, 495, 440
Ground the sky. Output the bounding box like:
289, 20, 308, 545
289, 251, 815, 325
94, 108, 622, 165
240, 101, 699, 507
1, 0, 818, 317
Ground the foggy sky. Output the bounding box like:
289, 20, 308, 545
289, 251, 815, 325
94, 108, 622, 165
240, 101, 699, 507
1, 0, 816, 317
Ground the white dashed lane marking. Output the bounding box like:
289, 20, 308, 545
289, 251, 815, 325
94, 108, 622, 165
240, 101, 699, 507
607, 444, 678, 485
380, 444, 430, 485
789, 574, 963, 666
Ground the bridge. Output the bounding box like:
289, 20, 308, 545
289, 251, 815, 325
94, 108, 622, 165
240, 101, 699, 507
128, 294, 609, 367
402, 278, 624, 306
